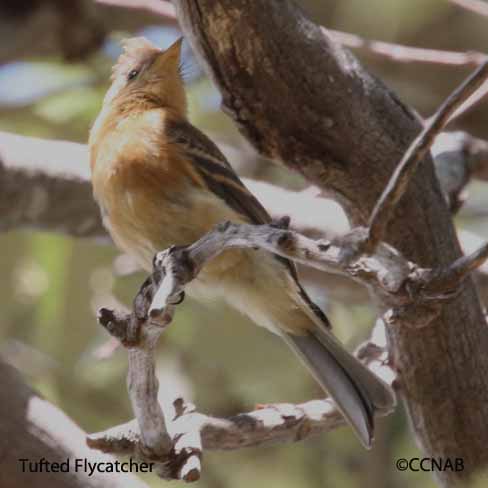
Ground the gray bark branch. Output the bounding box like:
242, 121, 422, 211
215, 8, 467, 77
173, 1, 488, 484
88, 230, 397, 481
89, 204, 488, 481
327, 29, 487, 67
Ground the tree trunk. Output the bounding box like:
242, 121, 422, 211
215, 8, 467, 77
174, 1, 488, 484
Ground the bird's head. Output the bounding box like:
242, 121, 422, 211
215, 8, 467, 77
104, 37, 186, 116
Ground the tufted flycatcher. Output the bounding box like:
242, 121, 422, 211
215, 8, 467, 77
89, 37, 395, 448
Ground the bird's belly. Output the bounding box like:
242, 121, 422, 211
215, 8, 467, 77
102, 185, 248, 278
99, 182, 309, 336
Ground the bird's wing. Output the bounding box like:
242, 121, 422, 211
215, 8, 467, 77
166, 118, 270, 225
166, 118, 330, 328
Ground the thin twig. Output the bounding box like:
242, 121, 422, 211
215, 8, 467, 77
96, 0, 176, 18
327, 29, 487, 67
446, 242, 488, 282
421, 241, 488, 297
365, 60, 488, 252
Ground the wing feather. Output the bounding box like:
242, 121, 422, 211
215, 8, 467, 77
166, 119, 270, 224
166, 118, 330, 328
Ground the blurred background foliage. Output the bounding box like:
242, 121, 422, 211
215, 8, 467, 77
1, 1, 488, 487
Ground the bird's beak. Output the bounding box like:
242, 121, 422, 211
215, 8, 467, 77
151, 38, 183, 73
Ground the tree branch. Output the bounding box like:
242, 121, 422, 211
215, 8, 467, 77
366, 61, 488, 252
0, 132, 106, 239
87, 226, 398, 481
4, 0, 487, 73
448, 0, 488, 17
173, 1, 488, 484
327, 29, 487, 67
0, 0, 176, 64
420, 242, 488, 299
0, 360, 149, 488
2, 129, 488, 305
0, 131, 336, 240
88, 201, 488, 481
3, 130, 487, 239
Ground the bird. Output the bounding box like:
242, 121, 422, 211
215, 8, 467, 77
89, 37, 395, 448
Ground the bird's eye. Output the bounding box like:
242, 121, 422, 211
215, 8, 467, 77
127, 69, 139, 81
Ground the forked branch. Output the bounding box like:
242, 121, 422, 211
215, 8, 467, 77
88, 207, 488, 480
366, 60, 488, 252
89, 234, 396, 481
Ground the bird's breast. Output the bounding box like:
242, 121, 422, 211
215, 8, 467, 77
90, 110, 249, 278
96, 161, 246, 275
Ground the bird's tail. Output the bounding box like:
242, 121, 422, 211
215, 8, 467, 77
215, 251, 395, 447
283, 325, 395, 448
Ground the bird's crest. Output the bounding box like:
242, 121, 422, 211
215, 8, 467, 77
111, 37, 161, 81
